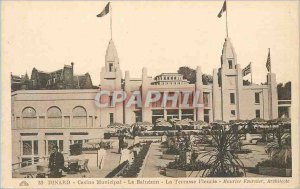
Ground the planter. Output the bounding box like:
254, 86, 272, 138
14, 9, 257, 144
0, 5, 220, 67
161, 154, 177, 160
258, 166, 292, 177
166, 168, 204, 177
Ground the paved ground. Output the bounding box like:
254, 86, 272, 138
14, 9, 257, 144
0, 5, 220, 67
13, 139, 134, 178
140, 143, 171, 177
140, 143, 269, 178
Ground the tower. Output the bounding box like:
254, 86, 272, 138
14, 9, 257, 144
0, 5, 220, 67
100, 39, 123, 126
219, 38, 243, 121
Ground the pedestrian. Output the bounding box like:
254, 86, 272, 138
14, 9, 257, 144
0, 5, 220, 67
48, 145, 67, 178
118, 132, 125, 154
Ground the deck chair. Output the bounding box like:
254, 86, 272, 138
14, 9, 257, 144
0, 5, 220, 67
79, 159, 90, 173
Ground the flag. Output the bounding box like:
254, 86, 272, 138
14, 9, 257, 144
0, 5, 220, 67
266, 49, 271, 72
97, 2, 110, 17
218, 1, 227, 18
242, 62, 252, 77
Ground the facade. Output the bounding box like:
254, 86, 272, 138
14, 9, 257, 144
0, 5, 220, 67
11, 37, 278, 165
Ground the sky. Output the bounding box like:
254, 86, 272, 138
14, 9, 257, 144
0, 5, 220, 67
2, 1, 299, 85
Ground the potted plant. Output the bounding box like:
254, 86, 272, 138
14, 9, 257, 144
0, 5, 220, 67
201, 124, 246, 177
166, 160, 209, 177
256, 124, 292, 177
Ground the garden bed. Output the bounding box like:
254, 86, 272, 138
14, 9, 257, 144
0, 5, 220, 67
258, 166, 292, 177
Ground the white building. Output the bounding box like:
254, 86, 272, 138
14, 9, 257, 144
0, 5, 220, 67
11, 37, 278, 166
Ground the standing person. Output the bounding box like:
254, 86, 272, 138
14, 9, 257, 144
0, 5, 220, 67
98, 144, 106, 169
48, 145, 66, 178
118, 132, 125, 154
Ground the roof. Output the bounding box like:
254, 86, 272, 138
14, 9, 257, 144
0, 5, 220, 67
106, 39, 119, 63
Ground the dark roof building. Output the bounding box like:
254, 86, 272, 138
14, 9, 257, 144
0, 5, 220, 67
11, 63, 96, 91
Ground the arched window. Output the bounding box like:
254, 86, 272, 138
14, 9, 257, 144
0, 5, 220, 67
72, 106, 87, 128
22, 107, 37, 128
47, 107, 62, 128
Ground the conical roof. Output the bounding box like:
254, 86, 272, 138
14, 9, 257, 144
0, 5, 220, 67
105, 39, 119, 63
222, 38, 236, 59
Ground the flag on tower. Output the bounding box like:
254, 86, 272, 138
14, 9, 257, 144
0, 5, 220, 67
242, 62, 252, 77
266, 48, 271, 72
218, 1, 227, 18
97, 2, 110, 17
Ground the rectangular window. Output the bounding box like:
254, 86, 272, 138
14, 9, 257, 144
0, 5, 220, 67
255, 92, 260, 104
228, 60, 233, 69
22, 141, 33, 155
203, 92, 209, 107
109, 63, 113, 72
47, 140, 63, 155
181, 109, 194, 120
135, 111, 142, 122
109, 96, 113, 107
109, 113, 114, 124
231, 110, 236, 116
230, 93, 235, 104
152, 110, 164, 125
256, 110, 260, 118
204, 109, 210, 123
166, 109, 179, 121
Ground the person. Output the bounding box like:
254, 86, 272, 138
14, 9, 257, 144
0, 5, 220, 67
161, 132, 167, 143
97, 144, 106, 169
118, 132, 125, 154
48, 145, 66, 178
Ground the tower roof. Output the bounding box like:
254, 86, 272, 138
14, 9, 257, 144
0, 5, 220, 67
222, 37, 236, 59
105, 39, 119, 63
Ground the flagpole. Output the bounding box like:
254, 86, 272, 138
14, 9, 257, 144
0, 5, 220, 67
110, 2, 112, 40
269, 48, 271, 73
250, 62, 253, 85
225, 0, 229, 38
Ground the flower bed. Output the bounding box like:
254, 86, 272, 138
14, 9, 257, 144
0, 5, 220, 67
256, 159, 292, 177
258, 166, 292, 177
118, 142, 152, 177
105, 160, 129, 178
161, 147, 180, 160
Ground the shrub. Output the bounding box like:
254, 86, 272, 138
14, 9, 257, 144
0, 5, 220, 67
119, 142, 152, 177
166, 160, 209, 171
164, 147, 180, 155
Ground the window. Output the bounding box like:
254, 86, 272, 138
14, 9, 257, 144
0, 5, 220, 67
204, 109, 210, 123
109, 113, 114, 124
166, 109, 179, 121
109, 96, 113, 107
47, 140, 63, 155
255, 92, 260, 104
22, 107, 37, 128
203, 93, 210, 107
256, 110, 260, 118
152, 110, 164, 125
72, 106, 87, 128
109, 63, 113, 72
135, 111, 142, 122
228, 60, 233, 69
47, 106, 62, 128
181, 109, 194, 120
21, 140, 38, 167
231, 110, 236, 116
230, 93, 235, 104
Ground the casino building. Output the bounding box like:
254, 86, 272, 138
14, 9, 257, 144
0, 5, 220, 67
11, 37, 278, 165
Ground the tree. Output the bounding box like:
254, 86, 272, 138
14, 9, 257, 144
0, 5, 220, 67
177, 66, 213, 85
177, 66, 196, 84
277, 81, 291, 100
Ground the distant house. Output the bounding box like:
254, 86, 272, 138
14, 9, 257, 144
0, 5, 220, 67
11, 63, 96, 91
